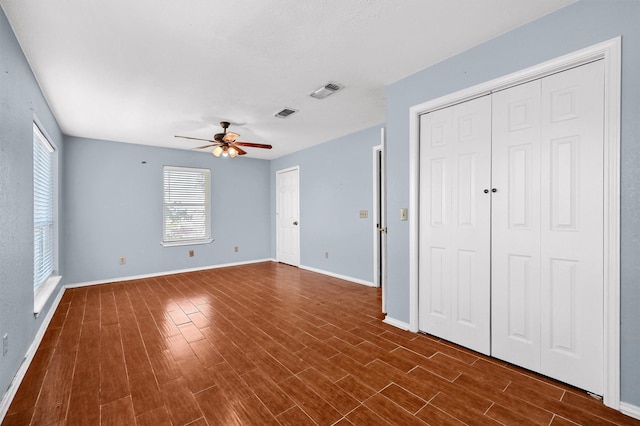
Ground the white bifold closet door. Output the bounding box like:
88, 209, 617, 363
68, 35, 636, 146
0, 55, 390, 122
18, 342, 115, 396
492, 60, 605, 395
418, 95, 492, 356
418, 59, 605, 394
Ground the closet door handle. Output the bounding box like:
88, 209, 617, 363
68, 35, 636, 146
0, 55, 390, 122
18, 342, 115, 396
483, 189, 489, 194
492, 188, 497, 193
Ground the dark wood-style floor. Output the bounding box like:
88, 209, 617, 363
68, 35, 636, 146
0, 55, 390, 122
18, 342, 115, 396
2, 262, 637, 425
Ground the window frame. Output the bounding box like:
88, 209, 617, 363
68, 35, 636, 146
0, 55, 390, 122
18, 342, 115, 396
162, 165, 213, 247
33, 119, 61, 315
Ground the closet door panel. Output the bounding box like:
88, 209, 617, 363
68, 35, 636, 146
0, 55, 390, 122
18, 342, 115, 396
450, 97, 492, 354
419, 95, 491, 355
540, 60, 604, 395
491, 79, 542, 371
420, 107, 453, 338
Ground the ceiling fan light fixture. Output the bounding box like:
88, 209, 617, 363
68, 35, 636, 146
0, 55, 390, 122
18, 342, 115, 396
310, 82, 343, 99
228, 147, 238, 158
212, 146, 223, 157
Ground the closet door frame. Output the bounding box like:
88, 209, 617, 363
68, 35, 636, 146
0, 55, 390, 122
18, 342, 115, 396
408, 37, 621, 409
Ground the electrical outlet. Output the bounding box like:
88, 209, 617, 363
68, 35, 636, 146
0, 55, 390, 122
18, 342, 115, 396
119, 257, 126, 265
359, 210, 368, 218
234, 246, 239, 252
189, 250, 194, 257
2, 334, 7, 357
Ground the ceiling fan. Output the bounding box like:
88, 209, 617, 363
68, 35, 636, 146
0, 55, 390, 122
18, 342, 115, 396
175, 121, 272, 158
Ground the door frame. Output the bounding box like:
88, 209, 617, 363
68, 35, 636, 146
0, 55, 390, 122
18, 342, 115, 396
276, 166, 300, 266
373, 127, 387, 313
408, 38, 621, 408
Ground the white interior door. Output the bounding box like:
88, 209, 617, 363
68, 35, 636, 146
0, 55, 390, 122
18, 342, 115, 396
418, 95, 492, 355
276, 167, 300, 266
539, 60, 604, 394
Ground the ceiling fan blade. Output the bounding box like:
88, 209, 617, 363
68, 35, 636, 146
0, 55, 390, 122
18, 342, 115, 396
175, 135, 217, 143
231, 145, 247, 155
191, 143, 219, 150
222, 132, 239, 143
234, 141, 273, 149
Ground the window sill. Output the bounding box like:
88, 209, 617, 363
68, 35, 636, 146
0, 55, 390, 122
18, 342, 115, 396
34, 275, 62, 316
161, 238, 214, 248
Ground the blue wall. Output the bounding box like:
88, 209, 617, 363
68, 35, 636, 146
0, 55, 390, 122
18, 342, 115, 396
270, 126, 382, 283
63, 137, 271, 284
0, 7, 64, 401
385, 0, 640, 406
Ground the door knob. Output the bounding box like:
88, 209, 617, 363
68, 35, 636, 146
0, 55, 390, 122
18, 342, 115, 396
492, 188, 497, 193
483, 189, 489, 194
293, 221, 298, 225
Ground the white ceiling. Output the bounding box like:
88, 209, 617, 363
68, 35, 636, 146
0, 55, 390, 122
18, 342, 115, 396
1, 0, 574, 160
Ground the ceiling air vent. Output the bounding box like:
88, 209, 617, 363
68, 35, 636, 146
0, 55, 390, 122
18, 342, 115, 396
310, 82, 343, 99
275, 107, 298, 119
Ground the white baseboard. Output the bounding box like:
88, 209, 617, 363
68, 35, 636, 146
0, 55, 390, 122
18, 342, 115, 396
383, 316, 411, 331
64, 258, 274, 288
0, 284, 65, 422
620, 401, 640, 420
298, 265, 375, 287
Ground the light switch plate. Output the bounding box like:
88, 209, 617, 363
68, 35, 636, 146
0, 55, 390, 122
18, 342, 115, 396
400, 208, 408, 221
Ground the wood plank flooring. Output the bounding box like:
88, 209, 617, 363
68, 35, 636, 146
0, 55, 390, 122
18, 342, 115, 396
3, 262, 637, 425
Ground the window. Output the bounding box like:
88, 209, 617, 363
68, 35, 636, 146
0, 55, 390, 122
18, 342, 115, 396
33, 122, 57, 296
162, 166, 211, 246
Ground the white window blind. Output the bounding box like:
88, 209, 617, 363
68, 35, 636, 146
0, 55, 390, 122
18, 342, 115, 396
163, 166, 211, 245
33, 123, 55, 292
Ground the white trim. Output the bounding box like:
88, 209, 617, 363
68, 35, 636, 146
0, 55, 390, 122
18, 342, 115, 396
298, 264, 375, 287
408, 37, 621, 408
160, 238, 214, 247
373, 128, 388, 313
383, 316, 411, 331
601, 37, 622, 410
0, 284, 65, 422
620, 402, 640, 421
33, 275, 62, 315
372, 143, 382, 288
409, 102, 420, 333
63, 258, 274, 288
31, 116, 57, 149
275, 165, 300, 175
